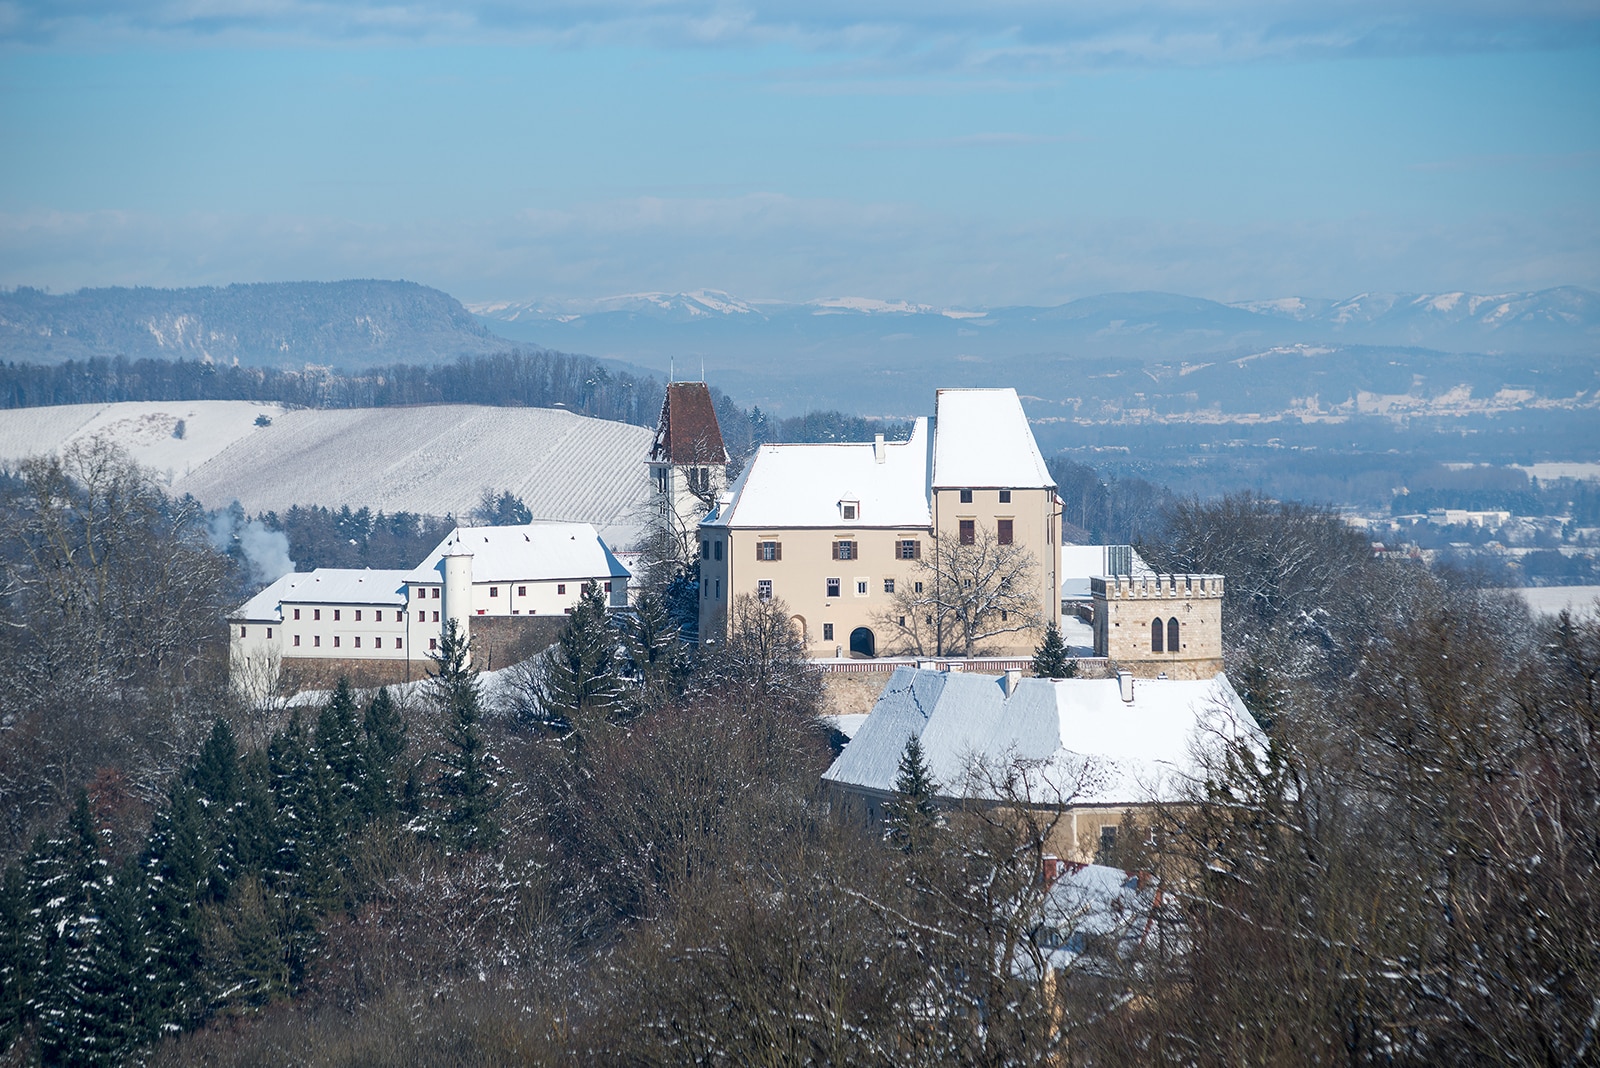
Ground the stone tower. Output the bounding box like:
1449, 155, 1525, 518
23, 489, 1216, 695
1091, 573, 1225, 680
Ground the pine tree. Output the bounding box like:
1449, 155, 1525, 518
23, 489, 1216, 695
429, 619, 505, 852
884, 737, 942, 854
29, 792, 107, 1065
538, 583, 629, 735
315, 677, 369, 825
1031, 622, 1077, 678
361, 686, 407, 818
623, 589, 687, 715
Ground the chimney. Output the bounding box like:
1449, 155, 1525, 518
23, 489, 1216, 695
1118, 670, 1134, 703
874, 433, 886, 463
917, 659, 939, 671
1003, 668, 1022, 696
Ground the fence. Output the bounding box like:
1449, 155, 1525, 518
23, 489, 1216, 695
812, 656, 1108, 675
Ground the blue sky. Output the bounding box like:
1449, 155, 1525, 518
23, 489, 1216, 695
1, 3, 1597, 306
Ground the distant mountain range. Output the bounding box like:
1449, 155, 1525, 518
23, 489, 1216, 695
0, 280, 504, 367
470, 286, 1600, 417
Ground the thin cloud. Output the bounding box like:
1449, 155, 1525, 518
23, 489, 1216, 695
3, 2, 1596, 66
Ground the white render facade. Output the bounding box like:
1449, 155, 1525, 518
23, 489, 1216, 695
228, 521, 630, 689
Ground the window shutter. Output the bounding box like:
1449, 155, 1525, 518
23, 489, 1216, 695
775, 542, 782, 561
756, 542, 763, 560
831, 542, 840, 560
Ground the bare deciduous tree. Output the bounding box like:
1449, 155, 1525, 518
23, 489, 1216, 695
877, 528, 1042, 657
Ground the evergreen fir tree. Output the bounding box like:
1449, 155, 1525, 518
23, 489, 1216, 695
538, 582, 629, 735
429, 619, 505, 852
884, 737, 942, 854
267, 711, 342, 979
142, 781, 215, 1030
623, 589, 687, 715
315, 677, 369, 825
1031, 623, 1077, 678
0, 862, 29, 1048
361, 686, 407, 818
61, 857, 151, 1067
28, 792, 106, 1064
187, 718, 242, 902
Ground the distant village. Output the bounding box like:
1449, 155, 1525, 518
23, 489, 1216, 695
230, 383, 1258, 867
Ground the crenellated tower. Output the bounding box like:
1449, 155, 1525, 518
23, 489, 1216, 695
1092, 573, 1225, 679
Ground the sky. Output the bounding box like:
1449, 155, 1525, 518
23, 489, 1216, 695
1, 2, 1597, 307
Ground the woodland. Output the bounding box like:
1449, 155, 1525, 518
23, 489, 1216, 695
0, 439, 1594, 1066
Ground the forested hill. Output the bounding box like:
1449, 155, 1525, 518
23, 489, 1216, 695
0, 280, 504, 367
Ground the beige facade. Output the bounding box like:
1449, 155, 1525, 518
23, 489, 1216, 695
699, 523, 937, 658
1092, 573, 1225, 679
700, 389, 1062, 660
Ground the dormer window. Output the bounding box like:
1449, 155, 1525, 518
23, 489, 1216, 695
840, 497, 860, 520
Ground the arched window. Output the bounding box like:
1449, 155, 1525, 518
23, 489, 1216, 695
1151, 618, 1164, 653
1168, 617, 1180, 653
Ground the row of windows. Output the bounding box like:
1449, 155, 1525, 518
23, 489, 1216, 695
292, 607, 398, 622
823, 577, 920, 598
702, 539, 724, 561
957, 489, 1012, 504
820, 539, 922, 561
283, 583, 609, 624
291, 635, 403, 650
956, 519, 1013, 545
1152, 617, 1182, 653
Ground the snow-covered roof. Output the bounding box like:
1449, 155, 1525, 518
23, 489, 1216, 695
823, 667, 1261, 807
230, 568, 410, 620
1060, 545, 1154, 600
704, 418, 932, 530
407, 521, 630, 584
931, 389, 1053, 489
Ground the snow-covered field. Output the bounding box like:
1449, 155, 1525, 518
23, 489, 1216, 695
1508, 586, 1600, 618
0, 400, 289, 485
0, 401, 655, 540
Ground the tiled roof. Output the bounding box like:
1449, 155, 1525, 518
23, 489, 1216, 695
650, 382, 728, 465
823, 666, 1262, 807
407, 521, 631, 584
704, 418, 932, 529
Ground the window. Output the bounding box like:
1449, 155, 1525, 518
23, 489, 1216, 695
293, 608, 301, 620
355, 610, 362, 621
999, 489, 1011, 504
898, 615, 905, 626
396, 638, 402, 650
293, 635, 300, 647
884, 578, 895, 594
266, 627, 272, 639
333, 609, 340, 621
314, 608, 321, 621
354, 636, 361, 648
655, 467, 668, 494
432, 611, 440, 622
314, 636, 321, 648
604, 582, 612, 592
375, 611, 382, 622
914, 581, 924, 593
1000, 610, 1008, 622
842, 503, 857, 520
826, 577, 841, 597
1151, 618, 1164, 653
333, 636, 340, 648
432, 588, 440, 599
1096, 825, 1118, 866
855, 579, 868, 595
757, 540, 782, 561
702, 540, 711, 560
430, 638, 438, 651
715, 579, 721, 599
959, 489, 973, 503
713, 541, 722, 561
823, 623, 834, 641
998, 518, 1014, 546
490, 587, 499, 597
757, 579, 773, 601
832, 540, 856, 560
898, 539, 921, 560
518, 586, 526, 597
373, 637, 380, 649
240, 626, 247, 638
557, 583, 566, 595
959, 519, 975, 545
1168, 617, 1180, 652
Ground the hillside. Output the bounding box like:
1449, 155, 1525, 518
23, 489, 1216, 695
0, 401, 656, 544
0, 280, 505, 368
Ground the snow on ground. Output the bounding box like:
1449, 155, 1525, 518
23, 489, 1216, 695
0, 400, 288, 486
1516, 462, 1600, 482
1508, 586, 1600, 618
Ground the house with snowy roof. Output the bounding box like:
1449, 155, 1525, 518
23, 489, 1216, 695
697, 388, 1062, 659
229, 520, 629, 691
823, 664, 1261, 862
